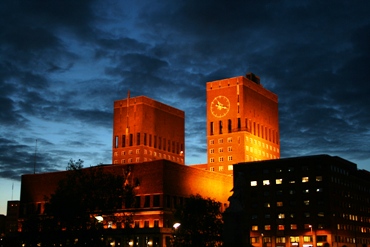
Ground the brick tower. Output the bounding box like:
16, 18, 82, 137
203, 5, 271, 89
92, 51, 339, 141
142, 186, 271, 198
206, 73, 280, 174
112, 93, 185, 165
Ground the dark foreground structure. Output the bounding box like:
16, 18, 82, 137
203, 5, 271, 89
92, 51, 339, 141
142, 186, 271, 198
233, 154, 370, 247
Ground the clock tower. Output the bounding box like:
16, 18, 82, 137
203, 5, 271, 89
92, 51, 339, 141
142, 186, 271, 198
206, 73, 280, 174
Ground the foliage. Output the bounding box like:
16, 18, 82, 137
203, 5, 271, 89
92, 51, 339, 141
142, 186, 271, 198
173, 194, 224, 247
43, 159, 135, 231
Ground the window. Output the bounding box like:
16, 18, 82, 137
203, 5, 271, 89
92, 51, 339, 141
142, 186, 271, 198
290, 236, 299, 242
251, 225, 258, 231
122, 135, 126, 147
302, 177, 309, 183
278, 225, 285, 231
137, 133, 140, 145
210, 158, 214, 163
144, 220, 149, 228
304, 212, 310, 217
210, 149, 214, 154
251, 214, 258, 219
276, 178, 283, 184
251, 181, 257, 186
288, 167, 294, 172
227, 137, 232, 143
144, 195, 150, 207
317, 188, 323, 192
227, 146, 232, 152
290, 213, 295, 218
210, 167, 214, 171
218, 166, 224, 171
228, 156, 233, 161
303, 189, 309, 193
290, 224, 298, 230
265, 214, 271, 219
264, 203, 271, 208
129, 134, 133, 146
277, 201, 283, 207
264, 225, 271, 230
289, 180, 295, 184
263, 237, 271, 243
228, 119, 232, 133
316, 176, 323, 181
153, 195, 160, 207
136, 149, 140, 154
289, 190, 296, 195
218, 138, 223, 144
219, 157, 224, 162
144, 133, 147, 145
318, 212, 325, 217
154, 220, 159, 228
210, 122, 214, 135
219, 147, 223, 153
134, 221, 140, 228
228, 165, 233, 170
304, 200, 309, 205
263, 180, 270, 185
278, 213, 285, 219
304, 224, 312, 229
210, 139, 214, 145
303, 236, 312, 242
219, 121, 223, 134
251, 237, 259, 243
115, 136, 119, 148
276, 168, 283, 173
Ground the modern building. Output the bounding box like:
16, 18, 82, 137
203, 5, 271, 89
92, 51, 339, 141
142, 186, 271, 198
19, 159, 232, 247
192, 73, 280, 175
232, 155, 370, 247
5, 201, 20, 234
112, 94, 185, 165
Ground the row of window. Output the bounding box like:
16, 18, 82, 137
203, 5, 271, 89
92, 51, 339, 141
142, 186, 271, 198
251, 176, 323, 186
209, 165, 233, 172
250, 235, 326, 244
209, 118, 279, 144
252, 212, 325, 220
113, 155, 183, 164
210, 156, 234, 163
252, 223, 321, 231
114, 133, 183, 154
252, 200, 325, 208
209, 137, 279, 153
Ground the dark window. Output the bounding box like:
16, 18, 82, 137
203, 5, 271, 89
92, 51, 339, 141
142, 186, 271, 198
153, 195, 160, 207
122, 135, 126, 147
143, 133, 147, 146
210, 122, 214, 135
135, 196, 141, 208
163, 138, 166, 150
129, 134, 133, 146
144, 221, 149, 228
144, 195, 150, 208
159, 137, 162, 149
219, 120, 223, 134
137, 133, 140, 145
238, 118, 241, 130
149, 135, 152, 147
228, 119, 232, 133
154, 136, 157, 148
154, 220, 159, 228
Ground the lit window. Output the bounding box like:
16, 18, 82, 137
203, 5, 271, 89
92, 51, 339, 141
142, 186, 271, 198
228, 146, 232, 152
121, 151, 125, 155
303, 189, 309, 193
290, 236, 299, 242
303, 236, 312, 242
227, 137, 232, 143
136, 149, 140, 154
290, 213, 295, 218
278, 225, 285, 231
304, 200, 309, 205
276, 168, 283, 173
304, 224, 311, 229
210, 167, 214, 171
276, 178, 282, 184
210, 158, 214, 163
278, 213, 285, 219
289, 180, 295, 184
263, 180, 270, 185
219, 148, 223, 153
277, 201, 283, 207
128, 158, 132, 163
276, 237, 285, 243
114, 152, 118, 157
121, 159, 125, 164
218, 138, 223, 144
317, 188, 323, 192
136, 158, 140, 162
318, 212, 325, 217
210, 149, 214, 154
302, 177, 309, 183
218, 166, 224, 171
228, 165, 233, 170
251, 225, 258, 231
290, 224, 298, 230
264, 203, 271, 208
251, 181, 257, 186
264, 225, 271, 230
316, 176, 323, 181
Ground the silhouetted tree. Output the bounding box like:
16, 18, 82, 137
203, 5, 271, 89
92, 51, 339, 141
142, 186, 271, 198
44, 159, 135, 231
173, 194, 223, 247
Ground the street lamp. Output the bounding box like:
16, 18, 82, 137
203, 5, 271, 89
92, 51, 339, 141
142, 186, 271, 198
173, 223, 181, 229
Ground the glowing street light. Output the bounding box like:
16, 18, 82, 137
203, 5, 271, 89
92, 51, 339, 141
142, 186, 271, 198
173, 222, 181, 229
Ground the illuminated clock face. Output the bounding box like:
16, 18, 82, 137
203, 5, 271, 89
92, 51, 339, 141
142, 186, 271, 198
211, 96, 230, 118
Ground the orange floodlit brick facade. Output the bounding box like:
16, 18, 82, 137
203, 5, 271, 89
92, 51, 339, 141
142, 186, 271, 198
112, 95, 185, 165
203, 73, 280, 174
